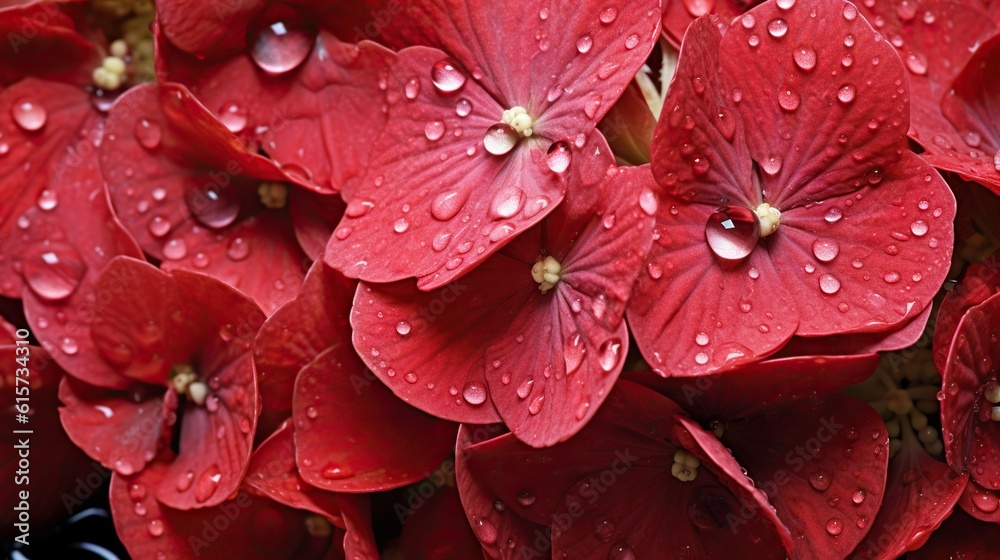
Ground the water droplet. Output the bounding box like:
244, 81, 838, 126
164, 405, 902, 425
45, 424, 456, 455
910, 220, 928, 236
762, 155, 782, 176
185, 183, 241, 229
599, 7, 618, 23
219, 103, 248, 133
227, 237, 250, 261
905, 52, 928, 75
577, 35, 593, 53
809, 470, 832, 491
424, 121, 445, 141
825, 518, 843, 536
162, 239, 188, 260
462, 382, 487, 405
625, 34, 639, 50
176, 471, 194, 492
852, 489, 865, 504
134, 118, 161, 149
393, 217, 409, 233
837, 84, 856, 104
598, 339, 621, 372
431, 58, 467, 93
608, 542, 636, 560
490, 187, 525, 219
404, 372, 418, 384
11, 99, 47, 131
516, 378, 534, 399
793, 46, 817, 71
812, 239, 840, 262
22, 244, 86, 302
147, 519, 164, 537
592, 517, 616, 543
475, 518, 497, 544
484, 123, 518, 155
767, 18, 789, 38
454, 98, 473, 117
705, 206, 760, 261
545, 141, 571, 173
250, 21, 315, 75
819, 273, 841, 294
778, 87, 800, 111
396, 321, 411, 335
404, 77, 421, 99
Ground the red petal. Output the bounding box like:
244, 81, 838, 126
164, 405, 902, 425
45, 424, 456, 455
326, 44, 566, 289
0, 5, 100, 86
661, 0, 743, 47
245, 420, 344, 523
58, 375, 170, 476
157, 353, 258, 509
110, 462, 311, 560
908, 507, 1000, 560
720, 0, 910, 208
99, 82, 309, 314
958, 477, 1000, 521
156, 0, 263, 57
455, 424, 547, 560
293, 343, 457, 492
391, 481, 483, 560
0, 79, 95, 298
777, 303, 933, 358
158, 27, 395, 193
852, 426, 968, 559
627, 353, 879, 420
598, 80, 657, 165
290, 189, 345, 260
255, 260, 355, 432
933, 252, 1000, 372
720, 395, 889, 560
773, 151, 955, 337
334, 493, 379, 560
940, 291, 1000, 490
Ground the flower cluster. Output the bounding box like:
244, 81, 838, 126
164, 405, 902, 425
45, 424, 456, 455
1, 0, 999, 558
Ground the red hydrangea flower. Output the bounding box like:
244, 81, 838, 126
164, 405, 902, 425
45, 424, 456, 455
109, 450, 339, 559
254, 260, 457, 488
351, 140, 655, 447
460, 380, 795, 559
99, 82, 337, 315
908, 507, 1000, 560
58, 257, 261, 510
629, 0, 956, 377
629, 354, 889, 560
154, 1, 395, 193
325, 0, 661, 290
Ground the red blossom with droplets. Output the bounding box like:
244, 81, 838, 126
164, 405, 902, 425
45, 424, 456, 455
58, 257, 262, 510
460, 380, 795, 559
325, 0, 661, 290
99, 82, 336, 315
351, 138, 655, 447
629, 0, 955, 377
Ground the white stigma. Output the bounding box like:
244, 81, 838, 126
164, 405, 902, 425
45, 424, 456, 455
531, 255, 562, 293
93, 40, 130, 91
501, 106, 534, 138
755, 203, 781, 237
671, 449, 701, 482
258, 182, 289, 209
170, 364, 209, 406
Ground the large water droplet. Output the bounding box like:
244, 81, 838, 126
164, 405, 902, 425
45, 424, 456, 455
424, 120, 445, 141
812, 239, 840, 262
546, 141, 571, 173
219, 103, 248, 134
194, 465, 221, 503
162, 238, 188, 260
22, 243, 87, 302
597, 339, 621, 372
837, 84, 856, 104
564, 333, 587, 375
905, 52, 928, 75
819, 273, 841, 294
490, 187, 525, 219
431, 58, 467, 93
809, 470, 832, 491
227, 237, 250, 261
683, 0, 715, 17
705, 206, 760, 261
793, 46, 817, 71
767, 18, 789, 38
484, 123, 518, 155
910, 220, 928, 236
11, 99, 47, 131
599, 7, 618, 23
778, 87, 801, 111
825, 518, 843, 536
134, 118, 162, 149
185, 184, 241, 229
431, 190, 467, 221
462, 381, 487, 405
608, 542, 637, 560
250, 21, 315, 75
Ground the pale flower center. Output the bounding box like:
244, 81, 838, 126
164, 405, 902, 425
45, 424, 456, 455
170, 364, 208, 406
671, 449, 701, 482
502, 106, 535, 138
258, 182, 289, 209
755, 203, 781, 237
92, 40, 130, 91
531, 255, 562, 293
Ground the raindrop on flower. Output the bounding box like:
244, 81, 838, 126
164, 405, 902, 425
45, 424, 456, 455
431, 58, 467, 93
545, 141, 571, 173
134, 118, 162, 149
462, 382, 487, 405
424, 121, 445, 141
767, 18, 789, 37
793, 46, 817, 71
250, 21, 315, 75
484, 124, 518, 155
705, 206, 760, 261
819, 273, 841, 295
837, 84, 856, 104
11, 98, 47, 131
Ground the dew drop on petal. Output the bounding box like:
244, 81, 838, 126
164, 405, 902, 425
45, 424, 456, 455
11, 99, 47, 131
778, 87, 800, 111
134, 118, 162, 149
812, 239, 840, 262
705, 206, 760, 261
455, 98, 472, 117
905, 52, 928, 75
910, 220, 928, 236
227, 237, 250, 261
218, 103, 248, 133
577, 35, 593, 53
809, 470, 832, 491
826, 518, 843, 536
250, 21, 315, 75
819, 273, 841, 294
186, 184, 241, 229
462, 382, 487, 405
837, 84, 856, 104
396, 321, 411, 335
162, 239, 188, 260
546, 141, 572, 173
484, 123, 518, 155
793, 46, 817, 71
431, 190, 466, 221
599, 7, 618, 23
424, 120, 445, 141
431, 58, 467, 93
767, 18, 788, 38
22, 244, 87, 302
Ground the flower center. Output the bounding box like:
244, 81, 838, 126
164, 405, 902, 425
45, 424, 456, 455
92, 40, 130, 91
755, 203, 781, 237
531, 255, 562, 293
258, 182, 289, 209
671, 449, 701, 482
984, 383, 1000, 421
501, 106, 535, 138
169, 364, 208, 406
